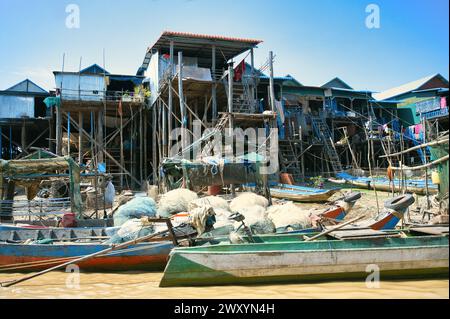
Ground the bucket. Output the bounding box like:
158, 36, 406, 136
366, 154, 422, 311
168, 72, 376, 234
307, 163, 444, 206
208, 185, 222, 196
280, 173, 295, 185
62, 212, 77, 228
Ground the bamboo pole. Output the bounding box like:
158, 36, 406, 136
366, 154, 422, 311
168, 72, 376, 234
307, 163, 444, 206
390, 155, 449, 171
152, 103, 157, 184
78, 112, 83, 164
211, 45, 217, 123
139, 106, 144, 185
364, 127, 380, 215
168, 40, 174, 156
178, 52, 187, 153
423, 117, 430, 209
144, 109, 148, 182
120, 106, 124, 190
304, 215, 365, 241
380, 137, 448, 158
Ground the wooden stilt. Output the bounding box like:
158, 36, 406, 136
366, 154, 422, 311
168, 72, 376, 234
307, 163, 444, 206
139, 105, 144, 185
120, 107, 124, 190
78, 112, 83, 164
21, 121, 26, 155
152, 103, 158, 185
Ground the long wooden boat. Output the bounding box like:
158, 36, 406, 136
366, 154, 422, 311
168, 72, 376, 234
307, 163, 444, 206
160, 230, 449, 287
246, 183, 340, 202
330, 173, 438, 195
0, 220, 196, 272
0, 240, 174, 272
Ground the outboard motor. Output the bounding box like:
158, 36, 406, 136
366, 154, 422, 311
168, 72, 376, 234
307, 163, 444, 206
228, 212, 254, 243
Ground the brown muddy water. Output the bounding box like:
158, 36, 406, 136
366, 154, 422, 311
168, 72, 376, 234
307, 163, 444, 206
0, 272, 448, 299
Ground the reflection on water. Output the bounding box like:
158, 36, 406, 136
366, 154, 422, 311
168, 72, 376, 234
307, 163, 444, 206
0, 272, 448, 299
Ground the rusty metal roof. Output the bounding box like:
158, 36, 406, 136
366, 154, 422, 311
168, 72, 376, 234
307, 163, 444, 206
137, 31, 263, 75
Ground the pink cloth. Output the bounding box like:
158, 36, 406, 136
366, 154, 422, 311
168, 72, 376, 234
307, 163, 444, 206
414, 124, 423, 134
441, 97, 447, 109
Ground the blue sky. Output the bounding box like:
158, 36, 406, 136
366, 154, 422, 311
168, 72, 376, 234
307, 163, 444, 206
0, 0, 448, 93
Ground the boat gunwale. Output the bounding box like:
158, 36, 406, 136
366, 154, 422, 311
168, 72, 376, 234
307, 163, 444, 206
168, 236, 449, 255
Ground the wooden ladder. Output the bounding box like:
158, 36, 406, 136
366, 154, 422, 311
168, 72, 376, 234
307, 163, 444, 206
311, 117, 343, 173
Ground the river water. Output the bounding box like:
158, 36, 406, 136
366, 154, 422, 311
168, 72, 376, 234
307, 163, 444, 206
0, 272, 448, 299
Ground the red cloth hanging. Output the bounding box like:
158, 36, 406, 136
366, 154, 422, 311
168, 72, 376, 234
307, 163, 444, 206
233, 61, 246, 82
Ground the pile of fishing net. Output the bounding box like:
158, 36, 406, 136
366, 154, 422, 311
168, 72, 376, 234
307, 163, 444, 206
229, 193, 274, 234
229, 192, 269, 212
267, 202, 312, 232
157, 188, 198, 217
113, 197, 157, 227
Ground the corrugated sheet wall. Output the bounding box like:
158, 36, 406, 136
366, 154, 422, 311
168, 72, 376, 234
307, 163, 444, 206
0, 95, 34, 118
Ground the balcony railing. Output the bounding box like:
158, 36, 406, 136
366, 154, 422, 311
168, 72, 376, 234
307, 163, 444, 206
422, 107, 448, 120
57, 89, 147, 103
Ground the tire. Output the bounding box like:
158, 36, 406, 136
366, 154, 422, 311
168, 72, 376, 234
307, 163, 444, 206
343, 192, 362, 203
384, 194, 415, 211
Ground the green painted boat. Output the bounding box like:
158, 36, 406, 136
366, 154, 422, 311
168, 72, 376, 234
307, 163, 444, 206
160, 230, 449, 287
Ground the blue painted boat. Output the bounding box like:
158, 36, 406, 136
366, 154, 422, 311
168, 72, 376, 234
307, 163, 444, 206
0, 240, 174, 272
331, 172, 438, 195
246, 183, 340, 202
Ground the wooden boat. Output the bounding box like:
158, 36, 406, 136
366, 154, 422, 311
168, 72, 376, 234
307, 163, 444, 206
0, 219, 195, 272
246, 183, 340, 202
329, 172, 438, 195
0, 240, 174, 272
160, 228, 449, 287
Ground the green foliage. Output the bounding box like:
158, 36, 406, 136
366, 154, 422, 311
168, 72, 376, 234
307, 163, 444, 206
309, 176, 324, 188
134, 85, 151, 98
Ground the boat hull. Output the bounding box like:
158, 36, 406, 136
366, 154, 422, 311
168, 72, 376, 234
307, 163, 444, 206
0, 241, 174, 272
247, 183, 340, 202
160, 236, 449, 287
330, 174, 438, 195
269, 188, 338, 202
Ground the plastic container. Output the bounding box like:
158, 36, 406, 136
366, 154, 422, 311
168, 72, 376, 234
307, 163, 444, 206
280, 173, 295, 185
431, 171, 440, 184
208, 185, 222, 196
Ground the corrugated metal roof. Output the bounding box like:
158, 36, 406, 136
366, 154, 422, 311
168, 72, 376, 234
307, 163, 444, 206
373, 73, 448, 101
161, 31, 263, 45
5, 79, 48, 94
138, 30, 263, 75
321, 77, 353, 90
